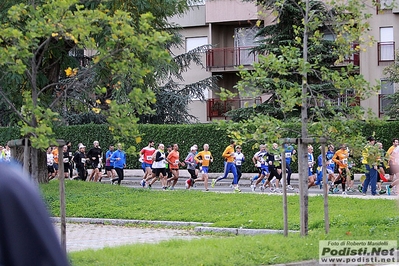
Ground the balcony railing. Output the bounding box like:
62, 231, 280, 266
207, 97, 262, 119
378, 42, 395, 65
206, 47, 259, 71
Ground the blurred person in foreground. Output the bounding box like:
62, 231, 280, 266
0, 161, 69, 266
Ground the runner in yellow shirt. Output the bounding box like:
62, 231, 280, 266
194, 144, 213, 191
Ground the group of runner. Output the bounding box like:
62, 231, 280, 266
138, 140, 243, 192
307, 136, 399, 196
45, 136, 399, 196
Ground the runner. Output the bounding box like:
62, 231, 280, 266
232, 145, 245, 186
148, 144, 168, 190
185, 146, 198, 189
307, 145, 316, 188
264, 143, 283, 193
331, 144, 350, 194
73, 144, 87, 181
139, 140, 156, 187
105, 145, 117, 183
250, 144, 269, 192
47, 147, 56, 180
212, 140, 240, 192
62, 145, 71, 179
166, 144, 185, 190
110, 143, 126, 185
194, 144, 213, 191
283, 144, 296, 190
385, 138, 399, 182
87, 141, 103, 182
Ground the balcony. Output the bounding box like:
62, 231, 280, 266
206, 47, 259, 71
333, 43, 360, 67
207, 97, 262, 119
378, 42, 395, 65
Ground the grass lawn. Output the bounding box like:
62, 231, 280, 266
40, 181, 399, 265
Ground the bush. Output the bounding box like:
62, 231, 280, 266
2, 121, 399, 173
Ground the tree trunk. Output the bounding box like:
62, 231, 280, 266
299, 0, 310, 236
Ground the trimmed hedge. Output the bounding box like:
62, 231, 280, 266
2, 121, 399, 173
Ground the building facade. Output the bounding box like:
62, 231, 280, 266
169, 0, 398, 122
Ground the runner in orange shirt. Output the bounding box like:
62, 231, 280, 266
166, 144, 185, 190
331, 144, 350, 194
51, 146, 59, 179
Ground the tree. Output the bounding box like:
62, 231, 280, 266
382, 50, 399, 119
0, 0, 171, 181
220, 0, 379, 235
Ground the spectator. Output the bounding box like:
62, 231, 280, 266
362, 136, 379, 196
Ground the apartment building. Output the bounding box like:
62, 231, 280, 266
169, 0, 398, 122
364, 1, 398, 117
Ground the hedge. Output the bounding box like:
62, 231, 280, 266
2, 121, 399, 173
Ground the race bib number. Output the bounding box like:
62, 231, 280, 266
69, 152, 72, 157
175, 160, 179, 163
285, 152, 291, 158
342, 159, 348, 165
274, 155, 281, 161
236, 160, 242, 166
204, 155, 211, 160
63, 158, 69, 163
146, 156, 152, 160
81, 158, 86, 164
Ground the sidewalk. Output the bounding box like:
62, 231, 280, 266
51, 217, 296, 252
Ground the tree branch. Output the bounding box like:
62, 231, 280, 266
0, 86, 30, 125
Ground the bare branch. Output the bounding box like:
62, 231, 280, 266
0, 86, 30, 125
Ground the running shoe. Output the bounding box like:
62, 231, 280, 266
251, 184, 256, 192
140, 179, 146, 187
342, 191, 347, 195
148, 184, 152, 190
270, 187, 275, 193
333, 187, 339, 194
260, 186, 265, 192
211, 179, 216, 188
358, 184, 362, 193
386, 185, 391, 195
234, 187, 241, 193
275, 188, 282, 193
379, 189, 386, 194
287, 185, 294, 190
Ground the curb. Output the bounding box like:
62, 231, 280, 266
50, 217, 212, 227
194, 226, 299, 235
50, 217, 299, 235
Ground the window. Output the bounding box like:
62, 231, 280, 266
380, 0, 394, 10
234, 27, 261, 65
186, 37, 208, 52
378, 27, 395, 64
187, 0, 205, 6
379, 79, 394, 116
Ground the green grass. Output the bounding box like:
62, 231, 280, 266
40, 181, 399, 265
